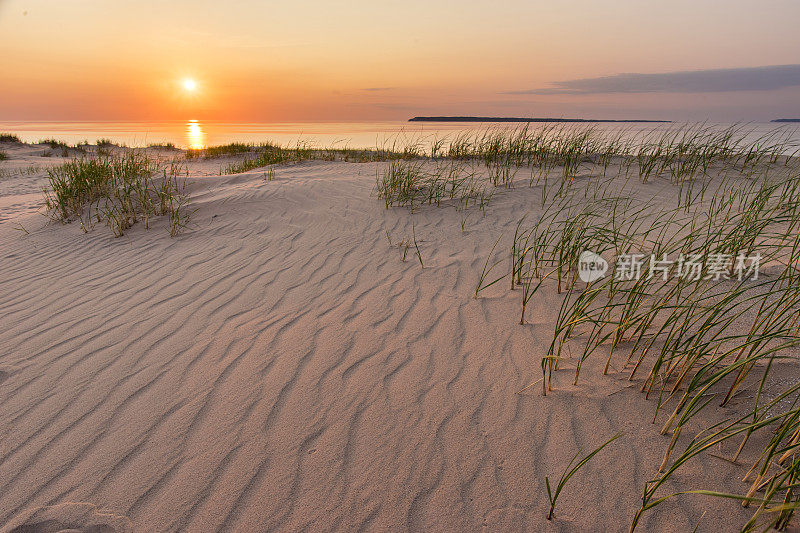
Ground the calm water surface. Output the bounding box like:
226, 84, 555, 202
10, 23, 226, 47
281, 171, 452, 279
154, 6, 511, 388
1, 120, 798, 152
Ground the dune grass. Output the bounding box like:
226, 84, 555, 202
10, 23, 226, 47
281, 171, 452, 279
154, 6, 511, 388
0, 151, 7, 161
193, 135, 436, 175
0, 133, 21, 143
376, 159, 494, 210
223, 144, 295, 173
40, 138, 70, 150
43, 151, 190, 237
546, 433, 622, 520
198, 142, 254, 159
372, 123, 800, 529
214, 141, 426, 174
147, 142, 178, 150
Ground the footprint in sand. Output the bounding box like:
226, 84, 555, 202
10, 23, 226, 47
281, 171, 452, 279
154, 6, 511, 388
1, 503, 131, 533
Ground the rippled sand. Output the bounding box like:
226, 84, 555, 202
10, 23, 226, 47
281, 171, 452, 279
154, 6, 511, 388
0, 143, 783, 532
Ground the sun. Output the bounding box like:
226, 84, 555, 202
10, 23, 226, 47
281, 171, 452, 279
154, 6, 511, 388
182, 78, 198, 92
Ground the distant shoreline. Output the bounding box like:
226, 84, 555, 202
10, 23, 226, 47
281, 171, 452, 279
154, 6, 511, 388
772, 118, 800, 123
409, 116, 671, 123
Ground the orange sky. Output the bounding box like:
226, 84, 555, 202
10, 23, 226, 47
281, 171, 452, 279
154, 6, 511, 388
2, 0, 800, 121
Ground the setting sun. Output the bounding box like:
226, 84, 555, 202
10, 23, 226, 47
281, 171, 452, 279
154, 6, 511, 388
182, 78, 197, 92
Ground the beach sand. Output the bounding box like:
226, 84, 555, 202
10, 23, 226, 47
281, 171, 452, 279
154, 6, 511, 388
0, 142, 794, 532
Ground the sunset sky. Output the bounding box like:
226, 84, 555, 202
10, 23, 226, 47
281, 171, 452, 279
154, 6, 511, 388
2, 0, 800, 122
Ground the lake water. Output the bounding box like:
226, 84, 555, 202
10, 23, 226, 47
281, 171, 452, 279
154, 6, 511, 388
1, 120, 799, 152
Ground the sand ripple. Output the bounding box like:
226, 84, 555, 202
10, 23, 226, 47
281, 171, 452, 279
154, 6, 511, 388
0, 160, 765, 531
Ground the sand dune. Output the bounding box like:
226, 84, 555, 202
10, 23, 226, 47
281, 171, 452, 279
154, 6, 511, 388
0, 145, 792, 531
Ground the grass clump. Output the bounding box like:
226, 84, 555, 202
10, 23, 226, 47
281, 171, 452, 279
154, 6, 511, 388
0, 151, 7, 161
0, 133, 21, 143
192, 137, 427, 172
202, 142, 253, 158
224, 145, 294, 174
185, 142, 271, 160
377, 159, 493, 210
38, 138, 74, 157
43, 151, 190, 237
147, 142, 178, 150
40, 138, 69, 150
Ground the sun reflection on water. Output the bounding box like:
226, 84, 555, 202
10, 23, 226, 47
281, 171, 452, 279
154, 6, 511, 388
186, 120, 205, 149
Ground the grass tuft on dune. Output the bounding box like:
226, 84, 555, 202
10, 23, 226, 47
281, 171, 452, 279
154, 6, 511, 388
43, 151, 190, 237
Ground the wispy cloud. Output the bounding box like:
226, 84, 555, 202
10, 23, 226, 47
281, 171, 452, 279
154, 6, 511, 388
362, 87, 397, 92
507, 65, 800, 95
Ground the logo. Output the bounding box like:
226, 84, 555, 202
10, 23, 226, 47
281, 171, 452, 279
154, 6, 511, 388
578, 250, 609, 283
